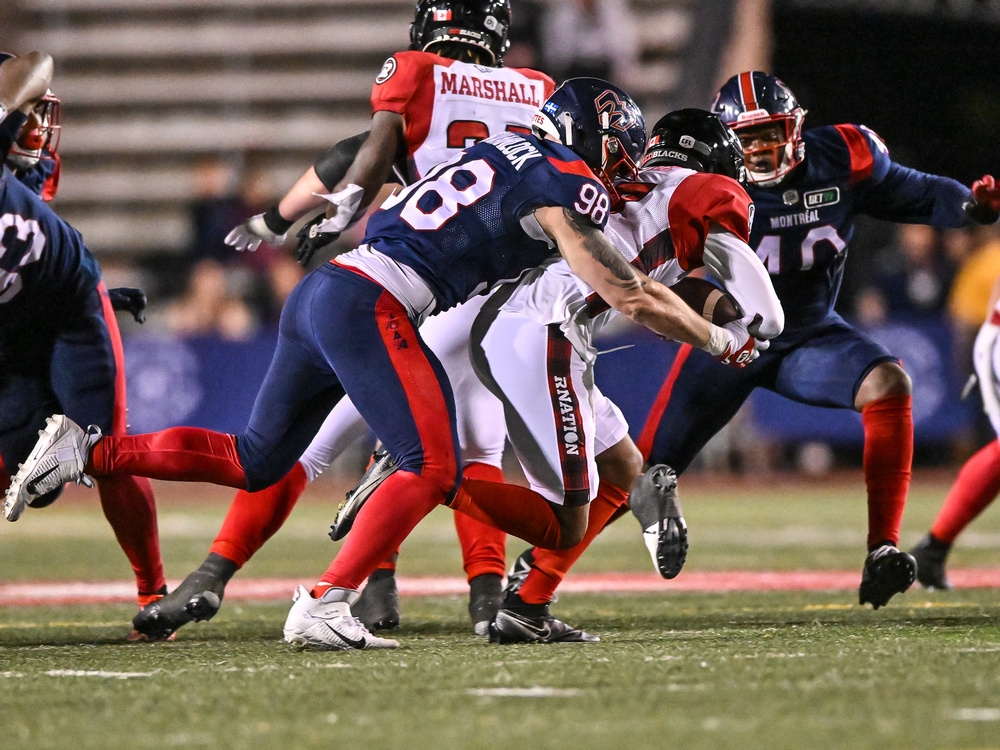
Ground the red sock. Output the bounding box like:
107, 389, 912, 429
518, 481, 630, 605
89, 428, 246, 488
450, 478, 563, 549
96, 474, 166, 597
862, 394, 913, 548
209, 462, 309, 568
931, 439, 1000, 544
454, 462, 507, 580
316, 471, 444, 592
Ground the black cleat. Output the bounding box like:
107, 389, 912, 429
468, 573, 503, 636
488, 592, 598, 644
628, 464, 688, 579
329, 449, 397, 541
352, 568, 401, 632
859, 543, 917, 610
131, 554, 237, 639
909, 533, 953, 590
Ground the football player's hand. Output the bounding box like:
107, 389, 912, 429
706, 315, 767, 368
312, 183, 364, 235
224, 212, 287, 253
972, 175, 1000, 213
107, 287, 147, 324
973, 306, 1000, 434
295, 214, 340, 267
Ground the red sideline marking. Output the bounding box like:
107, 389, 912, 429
4, 569, 1000, 607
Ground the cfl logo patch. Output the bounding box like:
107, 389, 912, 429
679, 135, 695, 148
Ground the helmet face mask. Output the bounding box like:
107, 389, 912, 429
641, 108, 747, 185
409, 0, 511, 66
8, 92, 61, 171
532, 77, 646, 209
711, 71, 806, 186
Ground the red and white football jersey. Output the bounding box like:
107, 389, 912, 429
371, 51, 555, 182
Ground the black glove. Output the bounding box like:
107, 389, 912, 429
108, 287, 147, 324
295, 214, 341, 267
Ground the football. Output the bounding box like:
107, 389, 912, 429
669, 277, 742, 325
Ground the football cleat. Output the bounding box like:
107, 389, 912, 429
5, 414, 101, 522
329, 448, 397, 541
628, 464, 688, 579
283, 585, 399, 650
468, 573, 503, 636
909, 533, 953, 590
132, 570, 228, 640
488, 592, 598, 644
859, 544, 918, 610
126, 588, 177, 642
351, 569, 401, 632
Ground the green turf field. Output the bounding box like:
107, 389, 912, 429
2, 473, 999, 749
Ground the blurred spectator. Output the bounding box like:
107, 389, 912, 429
539, 0, 639, 85
504, 0, 544, 70
870, 224, 955, 318
170, 156, 305, 334
852, 285, 890, 329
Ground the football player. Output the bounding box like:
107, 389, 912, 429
910, 267, 1000, 589
477, 108, 783, 640
7, 78, 761, 651
637, 71, 1000, 609
0, 52, 168, 639
146, 0, 556, 639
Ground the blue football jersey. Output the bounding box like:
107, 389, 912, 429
747, 124, 972, 335
362, 131, 611, 312
0, 165, 101, 332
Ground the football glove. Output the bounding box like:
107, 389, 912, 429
295, 214, 340, 267
224, 206, 292, 253
312, 183, 364, 235
972, 175, 1000, 213
107, 287, 147, 324
973, 303, 1000, 435
705, 314, 767, 368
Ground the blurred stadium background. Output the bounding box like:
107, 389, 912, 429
3, 0, 1000, 479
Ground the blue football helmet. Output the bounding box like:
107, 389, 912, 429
711, 71, 806, 185
409, 0, 511, 65
532, 77, 647, 208
642, 108, 747, 185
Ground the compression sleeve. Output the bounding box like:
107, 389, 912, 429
313, 131, 370, 191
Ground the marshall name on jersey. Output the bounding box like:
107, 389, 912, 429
748, 123, 972, 334
371, 51, 555, 182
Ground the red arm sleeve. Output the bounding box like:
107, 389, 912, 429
666, 172, 753, 270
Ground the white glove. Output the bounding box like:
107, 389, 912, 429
225, 213, 287, 253
312, 183, 365, 235
973, 307, 1000, 435
704, 314, 768, 368
0, 103, 8, 126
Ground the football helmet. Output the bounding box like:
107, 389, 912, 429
711, 71, 806, 186
409, 0, 511, 65
7, 90, 61, 171
641, 108, 747, 185
532, 77, 647, 209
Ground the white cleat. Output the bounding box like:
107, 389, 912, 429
4, 414, 102, 522
282, 585, 400, 650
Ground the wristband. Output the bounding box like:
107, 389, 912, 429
703, 324, 729, 356
262, 204, 294, 235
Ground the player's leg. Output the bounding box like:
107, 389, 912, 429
47, 284, 167, 633
471, 310, 602, 642
772, 320, 916, 608
910, 439, 1000, 589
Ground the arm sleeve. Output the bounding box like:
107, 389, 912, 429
666, 172, 752, 270
838, 124, 973, 227
313, 131, 370, 191
702, 227, 784, 340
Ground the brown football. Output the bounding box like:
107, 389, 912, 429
669, 277, 741, 325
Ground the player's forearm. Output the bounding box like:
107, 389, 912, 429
276, 167, 328, 223
627, 280, 712, 348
